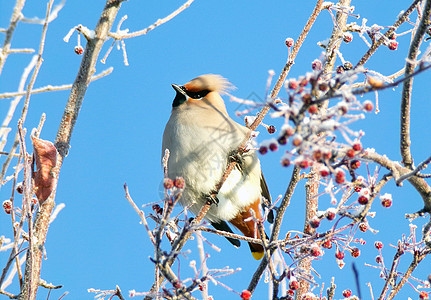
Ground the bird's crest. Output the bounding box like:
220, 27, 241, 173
183, 74, 235, 94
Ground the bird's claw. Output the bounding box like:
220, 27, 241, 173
205, 193, 219, 206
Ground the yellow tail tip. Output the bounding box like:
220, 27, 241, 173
252, 251, 264, 260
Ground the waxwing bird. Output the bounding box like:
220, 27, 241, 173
162, 74, 272, 260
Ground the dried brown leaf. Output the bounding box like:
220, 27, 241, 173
31, 136, 58, 204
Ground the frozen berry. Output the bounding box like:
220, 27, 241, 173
259, 146, 268, 155
342, 289, 352, 297
163, 178, 174, 189
358, 195, 369, 205
388, 41, 398, 50
267, 125, 276, 134
285, 38, 294, 47
343, 32, 353, 43
240, 290, 252, 300
351, 247, 360, 258
374, 241, 383, 249
74, 45, 84, 55
173, 177, 185, 189
335, 251, 345, 260
289, 279, 299, 290
363, 100, 374, 112
312, 59, 322, 71
359, 222, 368, 232
350, 160, 361, 169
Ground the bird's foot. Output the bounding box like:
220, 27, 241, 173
205, 193, 219, 206
228, 149, 245, 171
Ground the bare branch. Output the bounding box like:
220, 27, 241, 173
400, 0, 431, 169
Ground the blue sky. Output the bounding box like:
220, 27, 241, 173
1, 0, 430, 299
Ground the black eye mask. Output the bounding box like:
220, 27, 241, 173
183, 87, 210, 99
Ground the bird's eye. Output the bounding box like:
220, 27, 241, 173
184, 89, 210, 99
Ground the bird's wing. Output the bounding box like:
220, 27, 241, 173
260, 172, 274, 223
211, 220, 241, 247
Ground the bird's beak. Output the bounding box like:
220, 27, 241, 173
171, 84, 187, 96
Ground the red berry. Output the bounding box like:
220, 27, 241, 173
308, 105, 318, 114
335, 169, 345, 184
335, 251, 345, 260
312, 59, 322, 71
302, 93, 312, 104
3, 200, 12, 214
325, 209, 336, 221
381, 198, 392, 208
350, 160, 361, 169
16, 182, 23, 194
380, 194, 392, 208
74, 45, 84, 55
281, 158, 291, 167
240, 290, 252, 300
309, 217, 320, 228
352, 143, 362, 151
319, 166, 330, 177
342, 289, 352, 297
298, 159, 309, 169
343, 32, 353, 43
259, 146, 268, 155
288, 80, 298, 90
285, 37, 294, 47
310, 245, 322, 257
375, 255, 383, 263
363, 100, 374, 112
277, 135, 287, 145
354, 186, 362, 192
287, 289, 295, 296
351, 247, 360, 258
322, 240, 333, 249
346, 149, 355, 158
269, 142, 278, 152
359, 222, 368, 232
163, 178, 174, 189
173, 177, 185, 189
374, 241, 383, 249
289, 279, 299, 290
358, 195, 369, 205
388, 41, 398, 50
267, 125, 276, 134
419, 291, 429, 300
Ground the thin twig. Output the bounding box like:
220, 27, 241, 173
0, 67, 113, 99
0, 0, 26, 75
396, 155, 431, 185
108, 0, 195, 40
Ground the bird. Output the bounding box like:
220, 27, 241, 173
162, 74, 272, 260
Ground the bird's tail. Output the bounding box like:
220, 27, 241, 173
229, 199, 266, 260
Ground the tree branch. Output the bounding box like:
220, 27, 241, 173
400, 0, 431, 169
17, 1, 124, 299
